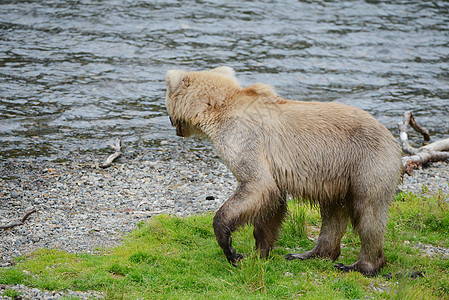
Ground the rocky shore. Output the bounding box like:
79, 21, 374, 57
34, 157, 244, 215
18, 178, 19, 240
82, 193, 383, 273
1, 140, 448, 299
0, 141, 236, 268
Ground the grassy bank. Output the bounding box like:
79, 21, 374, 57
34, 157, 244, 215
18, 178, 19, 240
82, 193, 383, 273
1, 189, 448, 299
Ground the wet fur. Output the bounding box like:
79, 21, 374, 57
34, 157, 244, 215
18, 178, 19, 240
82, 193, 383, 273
165, 67, 403, 276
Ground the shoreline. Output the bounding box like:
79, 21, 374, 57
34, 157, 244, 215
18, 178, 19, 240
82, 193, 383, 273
1, 141, 448, 268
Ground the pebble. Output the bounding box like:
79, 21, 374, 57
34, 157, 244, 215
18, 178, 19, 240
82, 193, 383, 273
0, 284, 104, 299
399, 161, 449, 195
0, 139, 448, 298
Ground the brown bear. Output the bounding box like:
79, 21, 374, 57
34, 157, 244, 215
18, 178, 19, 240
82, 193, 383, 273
165, 66, 403, 276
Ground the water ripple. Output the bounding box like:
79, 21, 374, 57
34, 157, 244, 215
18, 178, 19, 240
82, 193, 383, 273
0, 0, 448, 159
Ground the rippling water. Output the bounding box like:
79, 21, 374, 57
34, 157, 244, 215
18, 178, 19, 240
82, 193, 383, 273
1, 0, 448, 160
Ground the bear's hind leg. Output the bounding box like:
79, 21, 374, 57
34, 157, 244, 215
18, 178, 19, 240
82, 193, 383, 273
253, 201, 288, 259
286, 202, 349, 261
335, 196, 389, 276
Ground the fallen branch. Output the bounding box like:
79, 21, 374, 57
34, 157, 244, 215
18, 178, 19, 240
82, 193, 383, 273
398, 111, 449, 174
99, 138, 122, 168
398, 111, 430, 155
0, 209, 38, 230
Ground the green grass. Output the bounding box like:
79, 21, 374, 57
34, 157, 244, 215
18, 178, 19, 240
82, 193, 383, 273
1, 190, 448, 299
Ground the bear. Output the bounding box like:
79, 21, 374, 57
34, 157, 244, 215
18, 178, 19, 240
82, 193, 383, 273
165, 66, 403, 276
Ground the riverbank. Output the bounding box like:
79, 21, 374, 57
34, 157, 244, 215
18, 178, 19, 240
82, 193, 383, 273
1, 139, 448, 268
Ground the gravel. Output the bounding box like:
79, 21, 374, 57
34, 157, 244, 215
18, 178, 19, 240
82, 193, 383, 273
399, 160, 449, 195
0, 141, 235, 266
0, 284, 103, 300
0, 140, 448, 299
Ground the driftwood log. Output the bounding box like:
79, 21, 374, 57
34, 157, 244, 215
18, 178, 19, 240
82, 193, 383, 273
0, 209, 38, 230
99, 137, 122, 168
398, 111, 449, 174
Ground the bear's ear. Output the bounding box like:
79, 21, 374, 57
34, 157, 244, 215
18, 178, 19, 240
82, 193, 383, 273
211, 66, 236, 79
166, 70, 186, 93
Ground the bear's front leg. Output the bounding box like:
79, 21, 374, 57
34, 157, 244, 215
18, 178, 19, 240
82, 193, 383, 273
213, 181, 279, 266
213, 211, 241, 266
253, 200, 287, 259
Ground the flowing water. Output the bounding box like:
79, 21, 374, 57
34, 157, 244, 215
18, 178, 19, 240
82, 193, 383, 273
1, 0, 448, 160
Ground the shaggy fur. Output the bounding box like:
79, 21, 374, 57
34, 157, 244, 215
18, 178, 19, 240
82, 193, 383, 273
165, 67, 403, 276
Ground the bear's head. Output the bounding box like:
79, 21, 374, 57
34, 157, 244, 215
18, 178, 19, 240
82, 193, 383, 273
165, 66, 241, 137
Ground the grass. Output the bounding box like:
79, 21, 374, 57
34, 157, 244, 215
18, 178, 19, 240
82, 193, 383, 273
0, 189, 448, 299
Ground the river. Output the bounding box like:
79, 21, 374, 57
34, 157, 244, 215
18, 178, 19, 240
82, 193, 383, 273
1, 0, 448, 160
